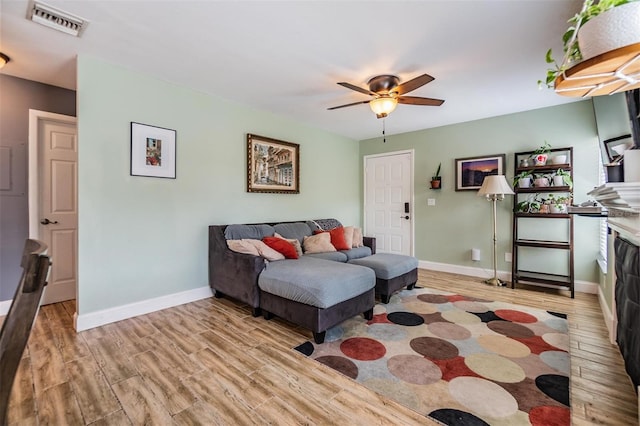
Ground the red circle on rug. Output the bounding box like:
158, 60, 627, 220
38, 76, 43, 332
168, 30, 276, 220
340, 337, 386, 361
529, 406, 570, 426
495, 309, 538, 323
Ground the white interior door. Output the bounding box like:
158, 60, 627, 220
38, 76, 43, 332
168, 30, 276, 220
364, 151, 413, 255
29, 110, 78, 305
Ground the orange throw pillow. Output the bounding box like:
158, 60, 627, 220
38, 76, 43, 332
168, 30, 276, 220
262, 236, 299, 259
314, 226, 350, 251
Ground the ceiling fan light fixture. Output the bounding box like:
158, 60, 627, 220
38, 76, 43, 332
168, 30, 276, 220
0, 52, 10, 69
369, 97, 398, 118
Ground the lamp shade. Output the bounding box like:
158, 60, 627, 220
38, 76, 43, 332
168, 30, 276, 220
477, 174, 514, 196
369, 97, 398, 118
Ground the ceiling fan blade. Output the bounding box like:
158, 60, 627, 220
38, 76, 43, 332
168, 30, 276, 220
337, 82, 377, 96
397, 96, 444, 106
327, 100, 371, 110
394, 74, 435, 95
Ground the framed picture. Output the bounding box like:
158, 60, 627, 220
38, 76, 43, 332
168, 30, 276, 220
247, 134, 299, 194
603, 134, 633, 163
455, 154, 505, 191
130, 122, 176, 179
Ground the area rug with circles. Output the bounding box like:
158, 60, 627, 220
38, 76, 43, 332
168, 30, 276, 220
294, 287, 570, 425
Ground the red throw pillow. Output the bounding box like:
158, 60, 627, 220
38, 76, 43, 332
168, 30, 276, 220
262, 236, 298, 259
314, 226, 350, 251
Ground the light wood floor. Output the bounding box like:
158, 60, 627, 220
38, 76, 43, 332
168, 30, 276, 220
3, 269, 638, 425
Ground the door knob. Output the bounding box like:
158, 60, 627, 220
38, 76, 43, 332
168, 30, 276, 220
40, 218, 59, 225
401, 215, 410, 220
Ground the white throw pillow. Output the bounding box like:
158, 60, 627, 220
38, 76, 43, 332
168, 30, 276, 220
303, 233, 336, 254
227, 239, 284, 261
352, 227, 364, 248
227, 239, 260, 256
248, 239, 286, 261
343, 226, 354, 249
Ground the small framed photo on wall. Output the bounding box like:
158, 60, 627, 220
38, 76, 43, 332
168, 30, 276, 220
455, 154, 505, 191
130, 122, 176, 179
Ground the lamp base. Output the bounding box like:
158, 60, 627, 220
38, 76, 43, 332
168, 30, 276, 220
484, 277, 507, 287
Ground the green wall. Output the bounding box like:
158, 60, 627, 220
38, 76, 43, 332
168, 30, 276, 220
360, 101, 602, 284
76, 56, 359, 315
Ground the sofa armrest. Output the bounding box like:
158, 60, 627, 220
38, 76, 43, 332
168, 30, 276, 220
363, 236, 376, 255
208, 226, 265, 308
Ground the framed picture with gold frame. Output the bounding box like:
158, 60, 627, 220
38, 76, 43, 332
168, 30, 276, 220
247, 134, 299, 194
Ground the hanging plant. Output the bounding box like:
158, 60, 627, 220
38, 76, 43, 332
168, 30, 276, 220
538, 0, 634, 89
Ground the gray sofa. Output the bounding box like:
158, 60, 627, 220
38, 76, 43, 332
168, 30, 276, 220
208, 219, 416, 343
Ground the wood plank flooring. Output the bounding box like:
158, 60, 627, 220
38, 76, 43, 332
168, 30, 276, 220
2, 269, 638, 425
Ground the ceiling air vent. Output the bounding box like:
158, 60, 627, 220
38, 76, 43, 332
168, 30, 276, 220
27, 1, 89, 37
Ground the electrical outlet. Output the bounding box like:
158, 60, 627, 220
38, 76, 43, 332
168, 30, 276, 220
505, 252, 512, 263
427, 198, 436, 206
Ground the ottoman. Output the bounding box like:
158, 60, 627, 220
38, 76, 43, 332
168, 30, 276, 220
258, 257, 376, 343
348, 253, 418, 303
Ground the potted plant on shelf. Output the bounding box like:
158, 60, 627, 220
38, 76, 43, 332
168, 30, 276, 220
533, 173, 551, 187
430, 163, 441, 189
516, 196, 541, 214
532, 141, 552, 166
549, 195, 571, 214
539, 0, 639, 89
552, 168, 573, 188
513, 170, 533, 188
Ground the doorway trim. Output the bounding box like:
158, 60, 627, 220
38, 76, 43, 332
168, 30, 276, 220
363, 149, 415, 256
27, 109, 78, 299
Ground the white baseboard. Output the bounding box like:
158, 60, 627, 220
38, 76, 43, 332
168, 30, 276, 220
0, 299, 12, 316
418, 260, 598, 294
75, 286, 213, 331
598, 285, 617, 344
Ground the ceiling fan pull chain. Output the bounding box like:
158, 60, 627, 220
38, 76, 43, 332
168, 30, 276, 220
383, 118, 386, 143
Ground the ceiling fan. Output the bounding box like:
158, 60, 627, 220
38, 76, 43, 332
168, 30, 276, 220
328, 74, 445, 118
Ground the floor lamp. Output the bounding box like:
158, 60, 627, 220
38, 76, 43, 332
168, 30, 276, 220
478, 175, 514, 286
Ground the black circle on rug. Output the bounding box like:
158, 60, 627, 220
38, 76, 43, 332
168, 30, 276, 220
316, 355, 358, 379
535, 374, 570, 406
429, 408, 489, 426
387, 311, 425, 326
293, 341, 315, 356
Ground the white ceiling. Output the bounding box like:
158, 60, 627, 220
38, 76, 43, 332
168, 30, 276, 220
0, 0, 585, 140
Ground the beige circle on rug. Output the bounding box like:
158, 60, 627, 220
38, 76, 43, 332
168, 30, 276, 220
388, 354, 442, 385
542, 332, 570, 352
449, 376, 519, 418
452, 300, 489, 313
477, 335, 530, 358
404, 300, 438, 314
441, 309, 481, 325
428, 322, 472, 340
464, 353, 526, 383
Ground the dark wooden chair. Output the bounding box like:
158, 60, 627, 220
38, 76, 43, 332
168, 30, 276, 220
0, 239, 51, 425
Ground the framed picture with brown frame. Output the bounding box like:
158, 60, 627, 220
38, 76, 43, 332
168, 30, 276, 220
247, 134, 299, 194
455, 154, 505, 191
